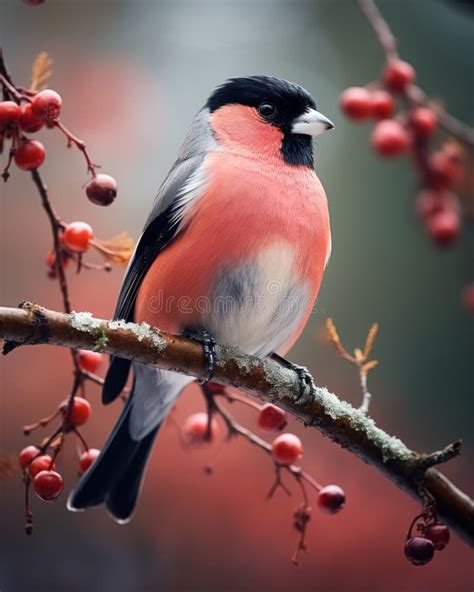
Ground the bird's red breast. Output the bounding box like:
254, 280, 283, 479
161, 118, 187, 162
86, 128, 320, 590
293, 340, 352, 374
135, 105, 330, 355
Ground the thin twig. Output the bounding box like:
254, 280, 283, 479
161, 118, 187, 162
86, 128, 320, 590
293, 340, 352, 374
214, 398, 322, 494
357, 0, 474, 148
358, 368, 372, 414
54, 120, 98, 175
29, 169, 81, 375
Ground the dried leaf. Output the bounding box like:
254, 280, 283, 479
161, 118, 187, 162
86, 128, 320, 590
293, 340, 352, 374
40, 436, 51, 448
94, 232, 134, 265
363, 323, 379, 359
362, 360, 379, 373
49, 437, 63, 449
325, 318, 352, 360
30, 51, 53, 92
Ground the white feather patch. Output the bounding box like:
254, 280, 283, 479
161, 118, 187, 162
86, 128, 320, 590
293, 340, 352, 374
206, 242, 312, 357
170, 164, 208, 232
129, 363, 193, 441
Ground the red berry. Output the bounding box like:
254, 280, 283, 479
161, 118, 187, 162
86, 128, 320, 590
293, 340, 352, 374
19, 104, 44, 133
410, 107, 438, 138
78, 349, 103, 373
33, 470, 63, 501
271, 433, 303, 465
63, 221, 93, 252
371, 90, 395, 119
404, 537, 435, 566
19, 445, 40, 470
59, 396, 91, 426
14, 140, 45, 170
371, 119, 410, 158
429, 150, 463, 189
414, 189, 446, 220
257, 404, 288, 431
85, 174, 118, 207
426, 209, 460, 246
0, 101, 21, 127
317, 484, 346, 513
339, 87, 372, 121
31, 89, 62, 123
462, 283, 474, 315
182, 412, 219, 446
79, 448, 100, 474
28, 455, 56, 478
424, 523, 450, 550
383, 60, 416, 92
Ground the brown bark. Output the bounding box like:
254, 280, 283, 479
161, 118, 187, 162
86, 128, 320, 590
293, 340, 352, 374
1, 302, 473, 545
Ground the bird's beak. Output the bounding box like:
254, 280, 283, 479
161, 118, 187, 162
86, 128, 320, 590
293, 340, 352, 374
291, 108, 335, 137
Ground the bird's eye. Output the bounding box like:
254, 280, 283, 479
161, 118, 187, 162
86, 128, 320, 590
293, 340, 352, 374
258, 103, 276, 118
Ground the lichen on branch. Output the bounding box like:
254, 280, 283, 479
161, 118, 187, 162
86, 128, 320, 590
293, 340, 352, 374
1, 302, 472, 546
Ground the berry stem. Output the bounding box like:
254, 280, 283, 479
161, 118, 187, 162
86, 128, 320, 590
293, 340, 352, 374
0, 73, 27, 103
217, 389, 263, 412
38, 426, 63, 455
49, 432, 65, 464
211, 395, 322, 493
357, 0, 399, 60
54, 120, 98, 176
2, 142, 17, 182
71, 426, 89, 453
22, 408, 61, 435
24, 476, 33, 536
357, 0, 474, 148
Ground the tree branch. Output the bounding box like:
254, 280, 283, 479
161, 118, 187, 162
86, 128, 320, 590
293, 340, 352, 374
1, 302, 473, 545
357, 0, 474, 147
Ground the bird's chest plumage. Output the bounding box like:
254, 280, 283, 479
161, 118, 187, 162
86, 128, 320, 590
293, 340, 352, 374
135, 150, 330, 355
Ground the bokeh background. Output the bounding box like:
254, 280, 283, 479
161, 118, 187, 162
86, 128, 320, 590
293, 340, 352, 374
1, 1, 473, 591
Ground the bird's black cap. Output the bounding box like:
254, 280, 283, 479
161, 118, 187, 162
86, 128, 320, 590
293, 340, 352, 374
207, 75, 318, 167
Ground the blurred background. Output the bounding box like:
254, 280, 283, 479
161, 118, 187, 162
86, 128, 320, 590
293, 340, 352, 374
0, 0, 473, 591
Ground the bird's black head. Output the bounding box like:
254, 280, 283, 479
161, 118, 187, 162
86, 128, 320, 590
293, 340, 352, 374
206, 76, 333, 167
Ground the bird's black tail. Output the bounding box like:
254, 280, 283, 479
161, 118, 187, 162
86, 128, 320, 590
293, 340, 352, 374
67, 391, 160, 523
68, 359, 191, 522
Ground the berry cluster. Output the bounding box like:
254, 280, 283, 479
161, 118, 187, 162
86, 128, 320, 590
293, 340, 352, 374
0, 55, 131, 279
181, 392, 345, 565
0, 85, 117, 205
404, 508, 450, 567
18, 360, 103, 532
0, 53, 130, 533
340, 59, 472, 309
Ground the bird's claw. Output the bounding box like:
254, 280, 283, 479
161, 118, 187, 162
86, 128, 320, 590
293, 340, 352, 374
290, 363, 316, 403
183, 328, 216, 384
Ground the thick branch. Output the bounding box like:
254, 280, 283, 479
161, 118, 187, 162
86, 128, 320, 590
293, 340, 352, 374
1, 303, 473, 545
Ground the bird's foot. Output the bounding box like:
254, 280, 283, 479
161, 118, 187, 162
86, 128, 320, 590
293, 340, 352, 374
290, 363, 317, 403
271, 354, 316, 404
183, 328, 216, 384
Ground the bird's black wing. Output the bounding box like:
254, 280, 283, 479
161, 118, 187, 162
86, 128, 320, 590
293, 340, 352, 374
103, 155, 206, 403
103, 108, 216, 404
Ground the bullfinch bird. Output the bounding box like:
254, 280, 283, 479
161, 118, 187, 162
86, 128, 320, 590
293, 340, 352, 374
68, 75, 334, 522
